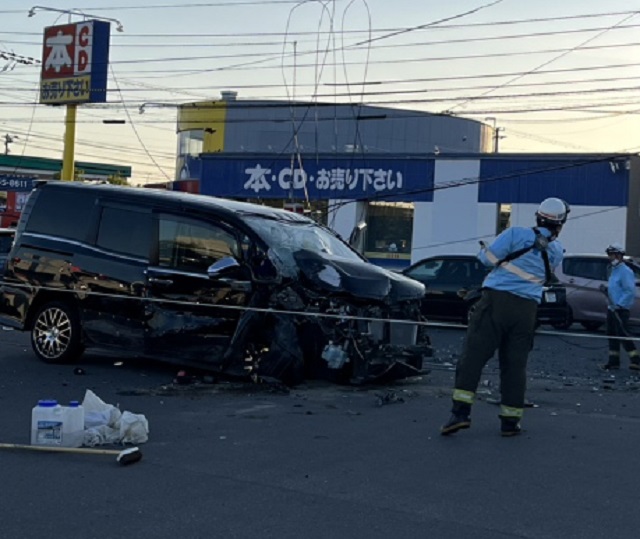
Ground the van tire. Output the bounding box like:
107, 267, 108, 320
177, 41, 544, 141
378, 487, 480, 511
581, 321, 603, 332
30, 301, 84, 364
551, 306, 573, 330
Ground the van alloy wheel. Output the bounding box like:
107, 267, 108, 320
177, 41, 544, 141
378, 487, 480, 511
31, 302, 84, 364
551, 306, 573, 331
581, 321, 603, 332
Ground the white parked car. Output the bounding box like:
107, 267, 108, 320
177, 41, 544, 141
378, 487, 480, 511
554, 254, 640, 331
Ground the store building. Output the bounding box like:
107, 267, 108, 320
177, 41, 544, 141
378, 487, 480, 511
169, 95, 638, 268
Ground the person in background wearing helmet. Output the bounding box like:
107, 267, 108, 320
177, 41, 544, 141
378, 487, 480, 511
440, 197, 568, 437
601, 243, 640, 371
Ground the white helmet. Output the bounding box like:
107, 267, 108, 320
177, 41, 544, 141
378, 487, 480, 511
535, 197, 569, 227
606, 243, 625, 256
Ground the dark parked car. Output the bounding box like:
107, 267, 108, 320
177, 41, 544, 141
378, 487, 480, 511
402, 255, 570, 327
0, 181, 432, 385
0, 227, 15, 271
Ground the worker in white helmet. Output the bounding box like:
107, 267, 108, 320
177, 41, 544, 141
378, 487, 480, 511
601, 243, 640, 371
441, 197, 568, 437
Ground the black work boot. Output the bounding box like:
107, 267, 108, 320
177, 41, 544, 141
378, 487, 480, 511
601, 363, 620, 371
440, 403, 471, 436
500, 416, 522, 437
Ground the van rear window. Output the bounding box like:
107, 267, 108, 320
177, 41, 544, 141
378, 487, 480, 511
25, 187, 96, 242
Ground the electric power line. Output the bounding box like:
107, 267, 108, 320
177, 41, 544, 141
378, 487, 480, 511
448, 10, 640, 112
2, 8, 637, 37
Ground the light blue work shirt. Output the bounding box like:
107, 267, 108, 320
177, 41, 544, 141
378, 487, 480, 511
608, 262, 637, 310
479, 227, 564, 303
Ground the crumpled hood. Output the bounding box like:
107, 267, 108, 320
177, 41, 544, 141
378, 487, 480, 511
293, 250, 425, 302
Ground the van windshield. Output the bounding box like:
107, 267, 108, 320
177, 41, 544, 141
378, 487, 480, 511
244, 216, 363, 263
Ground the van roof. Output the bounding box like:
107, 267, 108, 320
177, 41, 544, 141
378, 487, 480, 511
37, 181, 313, 224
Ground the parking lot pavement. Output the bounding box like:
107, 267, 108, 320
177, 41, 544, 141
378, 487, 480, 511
2, 326, 640, 538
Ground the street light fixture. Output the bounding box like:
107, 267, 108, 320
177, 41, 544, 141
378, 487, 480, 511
28, 6, 124, 32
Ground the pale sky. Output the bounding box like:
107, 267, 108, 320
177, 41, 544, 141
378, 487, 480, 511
2, 0, 640, 183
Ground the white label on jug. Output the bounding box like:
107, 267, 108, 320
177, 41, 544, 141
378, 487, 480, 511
37, 420, 63, 445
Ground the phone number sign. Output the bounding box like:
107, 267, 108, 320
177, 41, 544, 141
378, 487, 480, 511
0, 176, 37, 192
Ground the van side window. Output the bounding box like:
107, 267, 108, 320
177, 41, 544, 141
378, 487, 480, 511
158, 218, 239, 273
96, 207, 152, 259
25, 188, 95, 242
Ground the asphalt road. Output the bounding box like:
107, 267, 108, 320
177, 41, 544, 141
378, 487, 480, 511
1, 325, 639, 539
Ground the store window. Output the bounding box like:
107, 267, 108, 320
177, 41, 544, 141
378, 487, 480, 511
364, 202, 414, 256
497, 203, 511, 234
177, 130, 203, 158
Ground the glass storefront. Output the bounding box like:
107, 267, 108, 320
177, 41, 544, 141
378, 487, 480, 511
364, 202, 414, 267
497, 203, 511, 234
176, 131, 204, 180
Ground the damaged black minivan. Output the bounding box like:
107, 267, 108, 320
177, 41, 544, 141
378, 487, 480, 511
0, 182, 432, 385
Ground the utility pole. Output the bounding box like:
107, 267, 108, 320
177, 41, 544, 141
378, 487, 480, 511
485, 117, 506, 153
494, 127, 506, 152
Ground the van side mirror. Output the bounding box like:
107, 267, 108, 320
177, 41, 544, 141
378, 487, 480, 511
349, 221, 367, 248
207, 257, 240, 278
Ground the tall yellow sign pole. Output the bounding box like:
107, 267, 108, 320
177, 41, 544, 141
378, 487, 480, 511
61, 104, 77, 181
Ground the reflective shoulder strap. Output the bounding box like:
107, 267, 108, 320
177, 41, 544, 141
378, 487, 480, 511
497, 228, 536, 266
532, 227, 554, 285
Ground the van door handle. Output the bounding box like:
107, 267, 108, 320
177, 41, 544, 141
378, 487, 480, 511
148, 277, 173, 287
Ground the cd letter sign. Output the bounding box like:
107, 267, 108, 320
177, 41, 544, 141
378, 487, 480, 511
39, 20, 110, 105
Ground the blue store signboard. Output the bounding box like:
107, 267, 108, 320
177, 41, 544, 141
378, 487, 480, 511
199, 155, 435, 201
0, 175, 38, 192
479, 159, 629, 207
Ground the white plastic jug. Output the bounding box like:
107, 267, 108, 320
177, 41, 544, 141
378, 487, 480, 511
31, 400, 64, 446
62, 401, 84, 448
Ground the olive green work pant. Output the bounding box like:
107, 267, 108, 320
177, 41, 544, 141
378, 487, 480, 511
606, 308, 639, 365
453, 288, 538, 416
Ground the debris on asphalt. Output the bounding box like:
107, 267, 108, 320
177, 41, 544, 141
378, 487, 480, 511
82, 389, 149, 447
375, 390, 405, 407
485, 397, 539, 409
174, 370, 195, 385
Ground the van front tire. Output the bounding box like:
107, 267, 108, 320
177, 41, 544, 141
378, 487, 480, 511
30, 301, 84, 364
